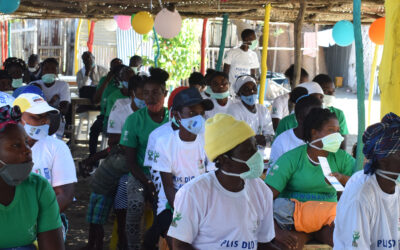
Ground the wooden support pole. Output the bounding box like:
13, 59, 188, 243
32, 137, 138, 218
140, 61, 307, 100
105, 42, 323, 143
293, 0, 307, 88
200, 18, 208, 75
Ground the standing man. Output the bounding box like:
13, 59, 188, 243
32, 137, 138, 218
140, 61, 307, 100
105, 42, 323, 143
223, 29, 260, 86
77, 51, 108, 89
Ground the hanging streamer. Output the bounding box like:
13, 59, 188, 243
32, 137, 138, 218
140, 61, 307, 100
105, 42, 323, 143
353, 0, 366, 171
215, 13, 228, 71
153, 27, 160, 67
0, 22, 4, 65
367, 45, 379, 125
87, 20, 96, 52
7, 21, 10, 58
258, 4, 271, 105
200, 18, 208, 75
74, 19, 83, 75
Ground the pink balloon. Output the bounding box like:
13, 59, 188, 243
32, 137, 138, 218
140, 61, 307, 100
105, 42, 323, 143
117, 15, 131, 30
114, 15, 120, 21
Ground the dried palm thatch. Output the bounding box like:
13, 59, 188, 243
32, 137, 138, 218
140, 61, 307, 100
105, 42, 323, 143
12, 0, 384, 24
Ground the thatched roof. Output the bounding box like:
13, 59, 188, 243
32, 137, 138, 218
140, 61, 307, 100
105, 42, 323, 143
13, 0, 385, 24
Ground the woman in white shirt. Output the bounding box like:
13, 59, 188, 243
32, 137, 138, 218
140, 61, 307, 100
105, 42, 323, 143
228, 75, 274, 149
204, 71, 234, 119
334, 113, 400, 250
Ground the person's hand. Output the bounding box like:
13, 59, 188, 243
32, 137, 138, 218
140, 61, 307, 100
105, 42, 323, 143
144, 180, 157, 204
330, 172, 350, 186
85, 64, 94, 76
49, 95, 60, 106
255, 135, 267, 147
274, 228, 298, 249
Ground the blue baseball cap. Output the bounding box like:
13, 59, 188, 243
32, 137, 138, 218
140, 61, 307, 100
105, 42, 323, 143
13, 85, 45, 98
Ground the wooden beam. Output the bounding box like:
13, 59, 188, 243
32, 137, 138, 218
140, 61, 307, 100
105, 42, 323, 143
293, 0, 307, 88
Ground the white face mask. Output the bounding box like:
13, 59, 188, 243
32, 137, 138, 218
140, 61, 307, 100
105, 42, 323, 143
28, 66, 39, 73
324, 94, 335, 107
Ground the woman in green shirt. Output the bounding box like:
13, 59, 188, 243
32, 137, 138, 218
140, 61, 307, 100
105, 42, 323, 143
119, 67, 169, 250
265, 108, 355, 249
0, 105, 64, 249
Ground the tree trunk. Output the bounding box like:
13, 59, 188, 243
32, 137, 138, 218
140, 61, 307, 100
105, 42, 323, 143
293, 0, 307, 89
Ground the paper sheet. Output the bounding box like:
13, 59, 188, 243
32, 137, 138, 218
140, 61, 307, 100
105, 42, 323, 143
318, 156, 345, 192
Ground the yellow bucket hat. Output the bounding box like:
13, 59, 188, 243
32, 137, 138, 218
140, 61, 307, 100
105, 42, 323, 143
205, 113, 255, 162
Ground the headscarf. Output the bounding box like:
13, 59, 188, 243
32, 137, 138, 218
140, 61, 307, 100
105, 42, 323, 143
0, 105, 21, 132
363, 112, 400, 174
233, 75, 256, 94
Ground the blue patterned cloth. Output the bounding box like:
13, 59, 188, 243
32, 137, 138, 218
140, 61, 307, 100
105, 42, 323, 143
363, 112, 400, 174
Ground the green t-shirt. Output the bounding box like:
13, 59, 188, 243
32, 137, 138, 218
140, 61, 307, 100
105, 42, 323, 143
120, 107, 169, 174
275, 106, 349, 137
0, 173, 62, 248
265, 144, 355, 202
103, 90, 128, 129
97, 76, 119, 116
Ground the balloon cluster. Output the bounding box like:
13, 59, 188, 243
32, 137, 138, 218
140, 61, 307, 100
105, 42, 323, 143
114, 7, 182, 38
331, 18, 385, 47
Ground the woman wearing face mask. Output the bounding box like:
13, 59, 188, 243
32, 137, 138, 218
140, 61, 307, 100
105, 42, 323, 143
0, 105, 64, 250
13, 93, 77, 240
168, 113, 278, 249
228, 75, 274, 151
265, 108, 355, 249
334, 113, 400, 249
119, 67, 170, 249
223, 29, 260, 88
30, 58, 70, 116
27, 54, 42, 82
4, 57, 27, 90
144, 88, 214, 249
204, 71, 233, 119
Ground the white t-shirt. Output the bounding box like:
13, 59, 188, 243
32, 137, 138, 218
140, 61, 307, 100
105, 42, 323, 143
107, 98, 134, 134
269, 129, 305, 165
144, 121, 175, 215
31, 135, 77, 187
31, 80, 71, 106
228, 101, 274, 136
168, 171, 275, 249
223, 47, 260, 85
271, 93, 290, 119
334, 171, 400, 250
205, 98, 234, 120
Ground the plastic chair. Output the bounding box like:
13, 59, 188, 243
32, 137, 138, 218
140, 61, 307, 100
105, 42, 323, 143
75, 110, 100, 140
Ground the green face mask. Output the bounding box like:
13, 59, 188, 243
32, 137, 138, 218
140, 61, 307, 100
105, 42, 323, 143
205, 87, 230, 100
12, 78, 23, 88
221, 151, 264, 179
249, 40, 259, 50
309, 132, 344, 153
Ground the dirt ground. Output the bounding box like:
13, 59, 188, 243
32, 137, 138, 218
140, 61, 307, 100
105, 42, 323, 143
64, 144, 114, 250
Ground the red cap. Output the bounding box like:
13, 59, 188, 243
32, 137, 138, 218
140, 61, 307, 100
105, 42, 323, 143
168, 86, 189, 110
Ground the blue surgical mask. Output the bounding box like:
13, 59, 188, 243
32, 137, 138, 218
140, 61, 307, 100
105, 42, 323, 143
179, 114, 205, 135
205, 87, 230, 100
221, 151, 264, 179
12, 78, 23, 88
42, 74, 56, 84
240, 94, 258, 106
134, 97, 146, 109
23, 120, 49, 141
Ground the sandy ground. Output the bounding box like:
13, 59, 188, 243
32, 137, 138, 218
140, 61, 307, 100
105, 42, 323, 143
64, 87, 381, 249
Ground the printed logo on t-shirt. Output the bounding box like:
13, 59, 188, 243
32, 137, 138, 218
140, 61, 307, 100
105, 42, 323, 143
352, 231, 360, 247
272, 107, 278, 115
198, 159, 205, 171
44, 168, 51, 180
220, 240, 257, 249
171, 212, 182, 227
34, 169, 42, 175
109, 120, 115, 128
123, 131, 129, 141
376, 239, 399, 248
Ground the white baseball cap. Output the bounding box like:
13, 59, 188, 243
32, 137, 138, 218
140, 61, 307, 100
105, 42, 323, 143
13, 93, 59, 114
298, 82, 324, 95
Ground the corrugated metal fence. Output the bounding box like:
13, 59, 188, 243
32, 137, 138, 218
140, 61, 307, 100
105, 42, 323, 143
116, 28, 154, 66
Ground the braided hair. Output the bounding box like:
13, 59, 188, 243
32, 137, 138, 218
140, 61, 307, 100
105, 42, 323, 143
4, 57, 27, 72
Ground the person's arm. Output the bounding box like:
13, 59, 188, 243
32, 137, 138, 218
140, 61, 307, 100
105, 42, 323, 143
272, 118, 280, 131
251, 68, 257, 79
340, 135, 347, 150
125, 147, 156, 202
172, 239, 196, 250
53, 183, 74, 213
37, 228, 64, 250
223, 64, 230, 75
76, 70, 90, 89
160, 172, 176, 208
59, 101, 69, 115
107, 133, 121, 147
258, 242, 280, 250
93, 73, 114, 104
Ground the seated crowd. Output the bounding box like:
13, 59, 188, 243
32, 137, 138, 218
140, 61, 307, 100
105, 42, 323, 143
0, 30, 399, 250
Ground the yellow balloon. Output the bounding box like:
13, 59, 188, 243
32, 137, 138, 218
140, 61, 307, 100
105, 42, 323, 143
131, 11, 154, 34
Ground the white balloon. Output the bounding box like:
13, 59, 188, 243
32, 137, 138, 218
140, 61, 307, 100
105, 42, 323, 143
102, 19, 117, 32
154, 8, 182, 39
